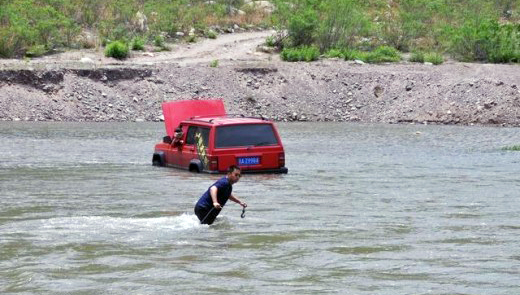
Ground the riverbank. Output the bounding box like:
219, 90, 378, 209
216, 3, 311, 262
1, 31, 519, 126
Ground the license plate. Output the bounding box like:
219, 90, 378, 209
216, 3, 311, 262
238, 157, 260, 166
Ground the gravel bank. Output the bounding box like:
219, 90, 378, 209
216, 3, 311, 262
1, 31, 519, 126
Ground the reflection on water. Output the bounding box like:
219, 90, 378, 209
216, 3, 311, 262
0, 122, 519, 295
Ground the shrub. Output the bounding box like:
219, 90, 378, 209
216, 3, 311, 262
209, 59, 219, 67
154, 35, 165, 47
281, 46, 319, 62
315, 0, 371, 51
425, 52, 444, 64
104, 41, 129, 59
287, 8, 318, 47
131, 37, 145, 51
448, 19, 520, 63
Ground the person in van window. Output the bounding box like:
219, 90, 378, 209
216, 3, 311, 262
194, 165, 247, 225
172, 127, 184, 148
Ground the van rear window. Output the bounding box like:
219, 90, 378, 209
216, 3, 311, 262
215, 124, 279, 148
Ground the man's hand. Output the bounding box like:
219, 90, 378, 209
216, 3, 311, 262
213, 202, 222, 209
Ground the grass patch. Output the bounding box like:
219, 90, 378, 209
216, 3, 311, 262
324, 48, 344, 58
209, 59, 219, 67
425, 52, 444, 64
410, 51, 425, 63
25, 45, 47, 57
410, 51, 444, 64
502, 145, 520, 151
186, 35, 197, 43
206, 30, 217, 39
265, 36, 276, 47
342, 46, 401, 63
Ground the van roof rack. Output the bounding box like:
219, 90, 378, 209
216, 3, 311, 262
188, 114, 269, 123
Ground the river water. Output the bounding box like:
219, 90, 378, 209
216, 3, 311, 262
0, 122, 519, 295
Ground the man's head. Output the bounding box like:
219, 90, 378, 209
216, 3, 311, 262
174, 127, 183, 138
227, 165, 241, 184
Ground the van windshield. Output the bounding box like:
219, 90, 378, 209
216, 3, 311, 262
215, 124, 279, 148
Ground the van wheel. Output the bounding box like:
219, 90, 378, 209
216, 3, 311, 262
152, 153, 164, 166
189, 164, 200, 173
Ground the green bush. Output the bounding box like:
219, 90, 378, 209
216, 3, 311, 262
448, 19, 520, 63
281, 46, 320, 62
287, 8, 318, 47
209, 59, 219, 67
104, 41, 129, 59
131, 37, 145, 51
315, 0, 371, 50
0, 0, 77, 58
154, 35, 165, 47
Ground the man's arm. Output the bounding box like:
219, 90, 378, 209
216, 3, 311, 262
229, 194, 247, 208
210, 186, 222, 209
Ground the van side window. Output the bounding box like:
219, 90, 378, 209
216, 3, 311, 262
185, 126, 210, 146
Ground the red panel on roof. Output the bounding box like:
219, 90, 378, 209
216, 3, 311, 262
162, 99, 226, 137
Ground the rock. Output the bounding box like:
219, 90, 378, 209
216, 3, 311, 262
134, 11, 148, 32
242, 1, 275, 14
80, 57, 94, 63
484, 101, 495, 109
374, 85, 383, 97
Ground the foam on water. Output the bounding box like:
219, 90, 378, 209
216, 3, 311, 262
2, 213, 206, 246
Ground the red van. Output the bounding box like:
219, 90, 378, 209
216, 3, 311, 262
152, 100, 288, 174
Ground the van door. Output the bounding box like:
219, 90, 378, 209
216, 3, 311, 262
182, 125, 210, 171
165, 125, 185, 167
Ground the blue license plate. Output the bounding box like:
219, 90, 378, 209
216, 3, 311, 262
238, 157, 260, 166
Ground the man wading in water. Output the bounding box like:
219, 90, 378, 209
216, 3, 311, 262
194, 165, 247, 225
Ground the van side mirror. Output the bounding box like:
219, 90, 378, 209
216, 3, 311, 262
163, 136, 172, 144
